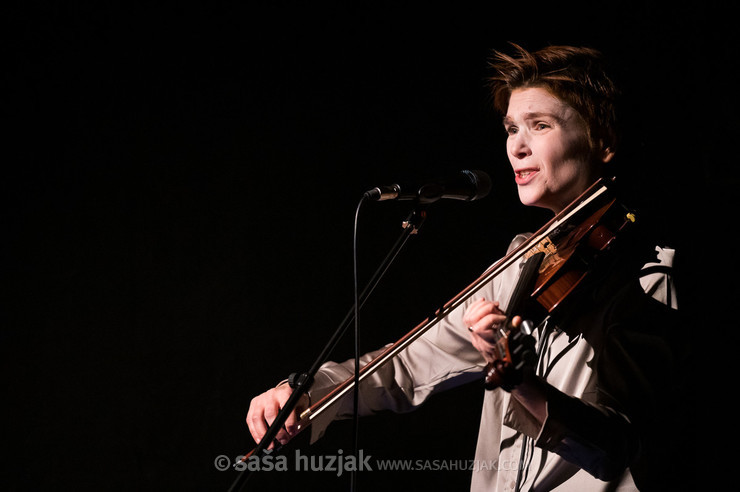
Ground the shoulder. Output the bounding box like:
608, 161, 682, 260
638, 246, 678, 309
506, 233, 533, 254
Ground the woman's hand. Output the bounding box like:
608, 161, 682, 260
463, 298, 508, 363
246, 382, 309, 449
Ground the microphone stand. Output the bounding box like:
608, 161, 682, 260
228, 205, 427, 492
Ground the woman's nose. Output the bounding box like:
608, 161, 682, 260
508, 132, 531, 160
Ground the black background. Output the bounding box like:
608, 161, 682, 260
5, 2, 735, 491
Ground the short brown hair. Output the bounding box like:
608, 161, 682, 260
488, 44, 620, 154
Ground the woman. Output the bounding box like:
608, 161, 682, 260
247, 44, 684, 491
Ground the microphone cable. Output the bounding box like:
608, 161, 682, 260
350, 193, 367, 492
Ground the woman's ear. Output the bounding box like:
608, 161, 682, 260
595, 137, 616, 164
601, 146, 615, 163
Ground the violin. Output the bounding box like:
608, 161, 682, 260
481, 178, 636, 389
239, 176, 636, 463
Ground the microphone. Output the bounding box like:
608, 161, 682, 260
364, 169, 492, 204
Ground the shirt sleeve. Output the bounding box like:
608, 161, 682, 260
305, 234, 531, 443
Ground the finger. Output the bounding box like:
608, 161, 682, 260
284, 410, 299, 436
469, 298, 487, 309
463, 298, 486, 326
274, 385, 300, 436
470, 313, 507, 334
469, 333, 496, 363
481, 313, 508, 329
263, 399, 291, 446
465, 300, 505, 327
247, 396, 269, 446
464, 299, 499, 327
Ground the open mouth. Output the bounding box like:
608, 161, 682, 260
515, 169, 539, 184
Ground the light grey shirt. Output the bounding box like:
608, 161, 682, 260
306, 234, 678, 491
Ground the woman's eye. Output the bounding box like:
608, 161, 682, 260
535, 122, 550, 130
505, 126, 518, 135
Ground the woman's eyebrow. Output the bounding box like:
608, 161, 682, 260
504, 112, 565, 126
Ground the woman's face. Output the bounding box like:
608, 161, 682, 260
504, 87, 607, 213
